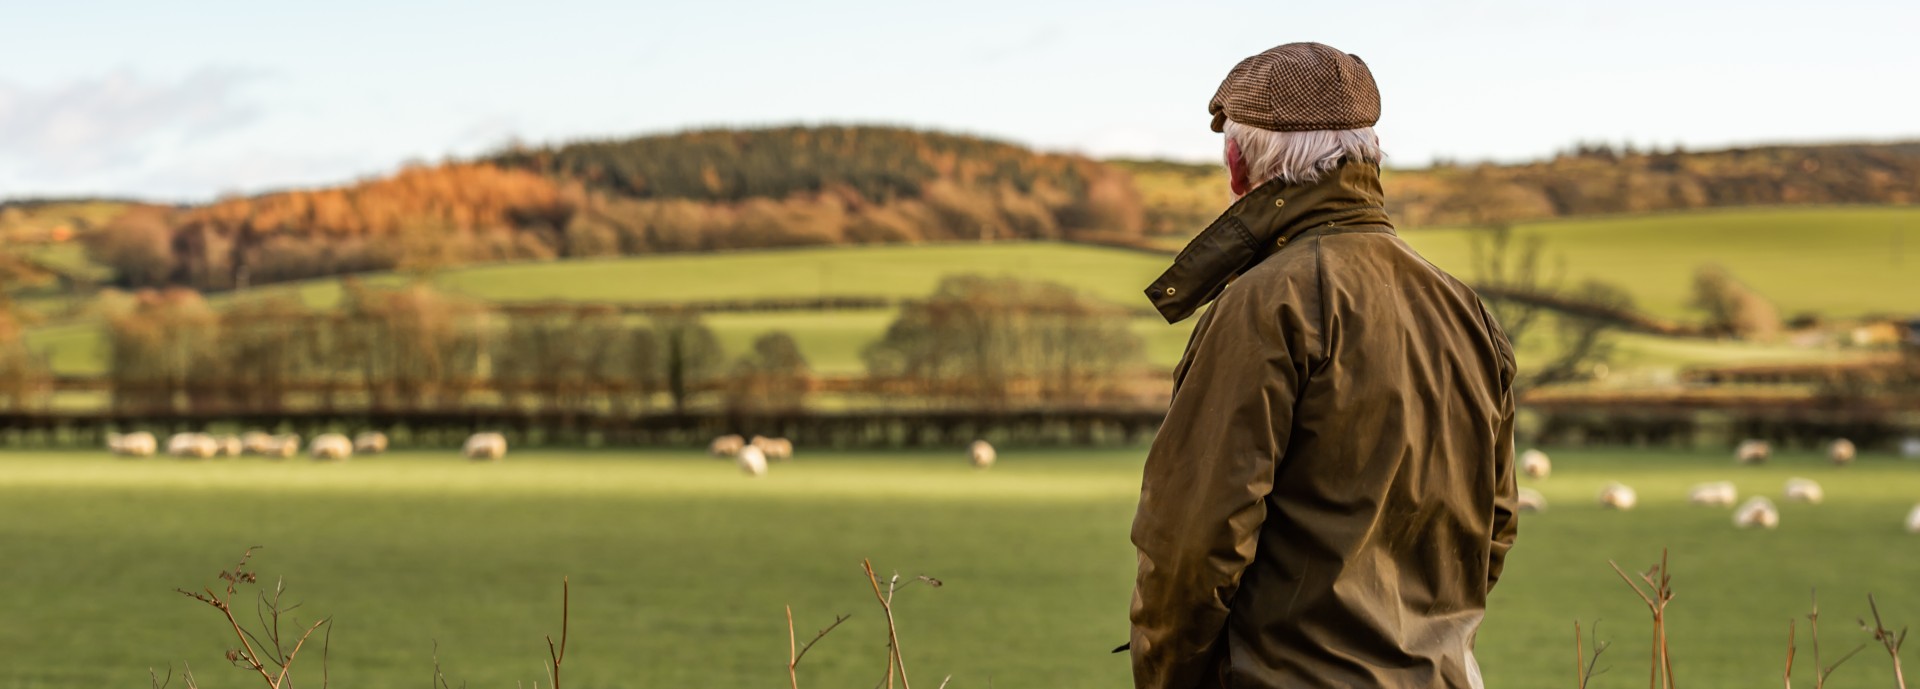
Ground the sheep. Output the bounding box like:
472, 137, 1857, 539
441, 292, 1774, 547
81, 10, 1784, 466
969, 439, 997, 469
1906, 504, 1920, 534
264, 434, 301, 459
1520, 449, 1551, 479
309, 433, 353, 461
1688, 481, 1738, 507
108, 431, 157, 457
1515, 487, 1548, 513
737, 445, 768, 477
167, 432, 218, 459
354, 431, 389, 455
1903, 437, 1920, 460
1733, 496, 1780, 529
709, 434, 746, 458
1784, 477, 1824, 504
463, 432, 507, 461
751, 436, 793, 461
1828, 438, 1856, 466
240, 431, 277, 455
1735, 439, 1771, 465
213, 434, 244, 458
1598, 482, 1638, 510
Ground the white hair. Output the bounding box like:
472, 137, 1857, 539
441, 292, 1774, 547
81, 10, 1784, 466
1224, 119, 1383, 191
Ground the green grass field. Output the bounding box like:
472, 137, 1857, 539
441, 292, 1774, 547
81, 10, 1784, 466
2, 448, 1916, 688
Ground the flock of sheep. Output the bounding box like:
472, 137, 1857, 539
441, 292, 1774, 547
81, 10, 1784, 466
1517, 438, 1920, 533
104, 430, 509, 461
707, 434, 997, 476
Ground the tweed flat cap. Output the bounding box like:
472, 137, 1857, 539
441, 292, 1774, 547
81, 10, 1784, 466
1209, 42, 1380, 133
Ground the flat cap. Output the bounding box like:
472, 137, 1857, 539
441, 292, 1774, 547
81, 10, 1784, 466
1209, 42, 1380, 133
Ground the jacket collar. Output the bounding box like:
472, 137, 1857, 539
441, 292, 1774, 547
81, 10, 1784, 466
1144, 159, 1393, 323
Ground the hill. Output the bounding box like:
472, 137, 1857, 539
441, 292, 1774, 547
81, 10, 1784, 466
71, 126, 1147, 292
1120, 141, 1920, 234
25, 210, 1892, 381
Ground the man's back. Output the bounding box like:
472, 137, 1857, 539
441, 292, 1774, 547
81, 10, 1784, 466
1130, 161, 1518, 689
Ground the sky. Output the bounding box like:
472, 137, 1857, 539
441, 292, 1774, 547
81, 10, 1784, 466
2, 0, 1917, 202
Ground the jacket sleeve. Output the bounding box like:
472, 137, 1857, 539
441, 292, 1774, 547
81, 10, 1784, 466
1485, 315, 1520, 592
1129, 281, 1313, 689
1486, 381, 1519, 591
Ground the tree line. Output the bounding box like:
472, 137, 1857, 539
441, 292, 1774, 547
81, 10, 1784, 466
80, 126, 1148, 292
0, 276, 1145, 416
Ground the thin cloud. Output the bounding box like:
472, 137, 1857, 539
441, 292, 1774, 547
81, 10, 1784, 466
0, 67, 261, 179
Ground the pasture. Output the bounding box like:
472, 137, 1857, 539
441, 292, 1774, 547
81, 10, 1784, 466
1, 448, 1916, 688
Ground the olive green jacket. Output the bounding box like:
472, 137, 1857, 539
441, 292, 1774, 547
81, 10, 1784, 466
1130, 160, 1519, 689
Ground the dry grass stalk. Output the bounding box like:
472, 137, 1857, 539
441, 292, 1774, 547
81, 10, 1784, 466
1609, 549, 1676, 689
786, 605, 852, 689
1787, 619, 1796, 689
544, 577, 570, 689
1860, 594, 1908, 689
1807, 589, 1867, 689
173, 547, 331, 689
1576, 620, 1611, 689
861, 560, 943, 689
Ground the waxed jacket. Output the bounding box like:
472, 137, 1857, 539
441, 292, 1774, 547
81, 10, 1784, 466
1130, 160, 1519, 689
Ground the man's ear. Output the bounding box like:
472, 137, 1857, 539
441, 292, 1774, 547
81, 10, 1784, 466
1226, 137, 1251, 197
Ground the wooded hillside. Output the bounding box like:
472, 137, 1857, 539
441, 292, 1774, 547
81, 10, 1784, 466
80, 126, 1148, 290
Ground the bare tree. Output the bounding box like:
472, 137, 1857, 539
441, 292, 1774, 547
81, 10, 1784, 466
1468, 224, 1618, 392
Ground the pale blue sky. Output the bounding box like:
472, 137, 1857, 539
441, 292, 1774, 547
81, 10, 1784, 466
2, 0, 1916, 201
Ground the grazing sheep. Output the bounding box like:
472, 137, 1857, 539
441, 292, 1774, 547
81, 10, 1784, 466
309, 433, 353, 461
709, 434, 745, 458
213, 434, 244, 458
1784, 477, 1824, 504
108, 431, 157, 457
1520, 449, 1551, 479
1906, 504, 1920, 534
1903, 437, 1920, 460
167, 432, 218, 459
1515, 487, 1548, 513
737, 445, 768, 477
240, 431, 276, 455
1733, 496, 1780, 529
751, 436, 794, 461
1735, 439, 1771, 465
969, 439, 997, 469
264, 434, 301, 459
354, 431, 389, 455
463, 432, 507, 461
1688, 481, 1739, 507
1828, 438, 1856, 466
1598, 482, 1638, 510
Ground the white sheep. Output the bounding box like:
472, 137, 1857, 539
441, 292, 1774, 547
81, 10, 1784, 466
1784, 477, 1824, 504
1733, 496, 1780, 529
240, 431, 276, 455
1515, 487, 1548, 513
1906, 504, 1920, 534
751, 436, 793, 461
309, 433, 353, 461
1688, 481, 1739, 507
737, 445, 768, 477
1520, 449, 1551, 479
108, 431, 157, 457
1828, 438, 1856, 466
1902, 437, 1920, 460
463, 432, 507, 461
709, 434, 745, 458
969, 439, 997, 469
265, 434, 301, 459
354, 432, 389, 455
213, 434, 244, 458
1735, 439, 1771, 465
1598, 482, 1638, 510
168, 432, 217, 459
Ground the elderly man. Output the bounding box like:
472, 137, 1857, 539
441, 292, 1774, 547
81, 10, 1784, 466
1130, 43, 1519, 689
